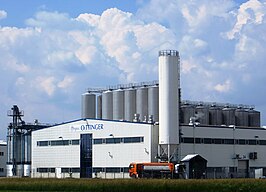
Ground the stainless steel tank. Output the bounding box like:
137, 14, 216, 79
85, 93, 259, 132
235, 107, 248, 127
248, 108, 261, 127
124, 88, 136, 121
196, 104, 209, 125
6, 164, 13, 177
97, 95, 102, 119
222, 107, 235, 125
113, 89, 124, 120
81, 93, 96, 119
136, 87, 148, 121
180, 103, 195, 124
102, 90, 113, 120
209, 105, 222, 125
148, 86, 159, 122
23, 164, 31, 177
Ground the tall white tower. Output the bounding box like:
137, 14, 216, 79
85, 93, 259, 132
158, 50, 180, 162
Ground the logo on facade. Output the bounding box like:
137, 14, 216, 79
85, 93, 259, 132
70, 123, 104, 132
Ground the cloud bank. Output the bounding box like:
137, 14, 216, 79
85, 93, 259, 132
0, 0, 266, 139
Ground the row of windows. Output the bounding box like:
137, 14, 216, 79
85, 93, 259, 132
37, 137, 144, 147
37, 140, 80, 147
37, 167, 80, 173
0, 152, 4, 156
36, 167, 129, 173
93, 137, 144, 145
181, 137, 264, 145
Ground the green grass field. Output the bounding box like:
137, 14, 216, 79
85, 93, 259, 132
0, 178, 265, 192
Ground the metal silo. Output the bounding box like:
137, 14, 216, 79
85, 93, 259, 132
196, 104, 209, 125
113, 89, 124, 120
124, 88, 136, 121
158, 50, 180, 162
81, 93, 96, 119
222, 107, 235, 126
148, 86, 159, 122
102, 90, 113, 120
180, 103, 195, 124
97, 95, 102, 119
235, 107, 249, 127
136, 87, 148, 121
209, 105, 222, 125
248, 108, 261, 127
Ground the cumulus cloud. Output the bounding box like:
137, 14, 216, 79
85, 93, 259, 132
227, 0, 265, 39
0, 10, 7, 20
1, 0, 266, 140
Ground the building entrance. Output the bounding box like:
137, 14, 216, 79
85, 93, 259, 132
80, 134, 92, 178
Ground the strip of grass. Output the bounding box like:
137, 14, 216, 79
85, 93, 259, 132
0, 178, 265, 192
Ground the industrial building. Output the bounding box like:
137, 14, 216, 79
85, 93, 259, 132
6, 50, 266, 179
0, 141, 7, 177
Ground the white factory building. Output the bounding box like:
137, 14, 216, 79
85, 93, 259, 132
6, 50, 266, 179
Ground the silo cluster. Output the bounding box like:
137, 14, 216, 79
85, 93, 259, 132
180, 102, 260, 127
81, 85, 159, 122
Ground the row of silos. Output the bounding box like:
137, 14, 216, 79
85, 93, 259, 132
81, 85, 159, 122
180, 103, 260, 127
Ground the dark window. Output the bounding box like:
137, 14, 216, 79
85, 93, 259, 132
106, 138, 121, 144
224, 139, 234, 144
50, 168, 55, 173
37, 141, 48, 146
93, 168, 103, 173
204, 138, 212, 144
106, 167, 120, 173
37, 168, 48, 173
260, 140, 266, 145
0, 152, 4, 156
195, 138, 202, 144
71, 168, 80, 173
51, 140, 69, 146
71, 140, 80, 145
248, 140, 256, 145
0, 168, 4, 172
213, 139, 223, 144
183, 137, 194, 143
93, 139, 103, 144
62, 168, 70, 173
239, 139, 246, 145
124, 137, 144, 143
123, 167, 129, 173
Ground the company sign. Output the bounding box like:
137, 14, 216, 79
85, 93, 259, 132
70, 123, 104, 132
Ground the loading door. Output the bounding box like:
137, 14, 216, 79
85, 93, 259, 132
80, 134, 93, 178
238, 160, 249, 178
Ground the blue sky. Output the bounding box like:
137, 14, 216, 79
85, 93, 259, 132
0, 0, 266, 139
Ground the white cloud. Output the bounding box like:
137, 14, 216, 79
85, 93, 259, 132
0, 10, 7, 20
214, 80, 232, 92
1, 1, 266, 139
227, 0, 265, 39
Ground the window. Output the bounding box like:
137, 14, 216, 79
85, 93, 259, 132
71, 140, 80, 145
51, 140, 69, 146
203, 138, 212, 144
106, 138, 121, 144
61, 168, 70, 173
239, 139, 246, 145
94, 139, 103, 144
248, 140, 256, 145
0, 168, 4, 172
224, 139, 234, 144
183, 138, 194, 143
37, 168, 49, 173
0, 152, 4, 156
124, 137, 144, 143
37, 141, 48, 146
106, 167, 120, 173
